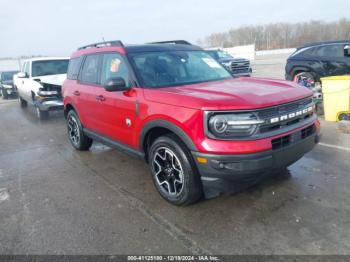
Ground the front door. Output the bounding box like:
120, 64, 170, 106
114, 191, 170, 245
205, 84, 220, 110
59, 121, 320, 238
93, 52, 139, 147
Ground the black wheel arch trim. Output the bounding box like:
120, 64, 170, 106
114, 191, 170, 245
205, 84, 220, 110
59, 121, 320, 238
291, 66, 319, 78
140, 120, 198, 152
64, 103, 80, 119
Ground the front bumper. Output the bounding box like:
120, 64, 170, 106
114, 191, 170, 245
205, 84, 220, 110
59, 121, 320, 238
192, 125, 319, 181
34, 97, 64, 111
232, 67, 252, 77
2, 86, 17, 95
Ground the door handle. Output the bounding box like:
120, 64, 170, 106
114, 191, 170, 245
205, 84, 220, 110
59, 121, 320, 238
73, 90, 80, 96
96, 95, 106, 101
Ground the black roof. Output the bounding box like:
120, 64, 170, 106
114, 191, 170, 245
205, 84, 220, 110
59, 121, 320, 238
124, 44, 203, 53
298, 40, 350, 49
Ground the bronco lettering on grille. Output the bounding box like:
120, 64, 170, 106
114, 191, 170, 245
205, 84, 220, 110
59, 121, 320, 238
269, 106, 313, 124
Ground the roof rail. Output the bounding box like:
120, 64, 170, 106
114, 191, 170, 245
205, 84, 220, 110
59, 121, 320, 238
299, 40, 350, 49
148, 40, 192, 45
78, 40, 124, 50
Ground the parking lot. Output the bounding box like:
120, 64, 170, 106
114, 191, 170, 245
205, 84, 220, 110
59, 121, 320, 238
1, 55, 350, 255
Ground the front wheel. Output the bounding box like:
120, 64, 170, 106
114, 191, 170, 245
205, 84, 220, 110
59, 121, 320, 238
67, 110, 93, 151
36, 106, 49, 120
148, 134, 203, 206
293, 72, 316, 88
18, 96, 27, 108
1, 89, 8, 99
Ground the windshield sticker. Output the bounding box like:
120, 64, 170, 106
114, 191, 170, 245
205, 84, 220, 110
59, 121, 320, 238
202, 58, 221, 68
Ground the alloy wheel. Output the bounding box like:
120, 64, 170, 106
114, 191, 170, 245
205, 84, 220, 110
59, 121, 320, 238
68, 115, 80, 146
152, 147, 184, 196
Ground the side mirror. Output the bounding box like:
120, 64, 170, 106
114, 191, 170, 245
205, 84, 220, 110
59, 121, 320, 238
345, 45, 350, 57
104, 77, 129, 92
17, 72, 27, 78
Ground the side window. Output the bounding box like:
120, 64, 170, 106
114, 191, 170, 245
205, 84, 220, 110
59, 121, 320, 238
314, 45, 344, 58
67, 57, 83, 80
101, 53, 131, 87
301, 47, 316, 57
24, 62, 30, 76
79, 54, 100, 84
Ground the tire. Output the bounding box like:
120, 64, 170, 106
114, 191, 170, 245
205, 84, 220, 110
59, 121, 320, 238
2, 89, 8, 99
293, 72, 316, 88
36, 106, 49, 120
148, 134, 203, 206
18, 96, 27, 108
66, 110, 93, 151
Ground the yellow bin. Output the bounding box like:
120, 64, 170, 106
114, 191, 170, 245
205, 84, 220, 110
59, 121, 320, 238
321, 75, 350, 122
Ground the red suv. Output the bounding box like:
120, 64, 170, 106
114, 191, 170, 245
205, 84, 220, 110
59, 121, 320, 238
62, 40, 320, 206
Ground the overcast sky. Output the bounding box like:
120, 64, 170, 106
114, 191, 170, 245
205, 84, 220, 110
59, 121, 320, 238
0, 0, 349, 57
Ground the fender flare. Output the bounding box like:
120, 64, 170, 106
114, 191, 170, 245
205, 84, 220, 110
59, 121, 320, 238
291, 66, 315, 77
139, 120, 198, 152
64, 102, 80, 120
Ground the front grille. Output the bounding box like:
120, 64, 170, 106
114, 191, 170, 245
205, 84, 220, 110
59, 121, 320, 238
272, 135, 291, 150
301, 125, 316, 139
42, 83, 62, 98
271, 124, 316, 150
230, 59, 250, 73
258, 97, 314, 134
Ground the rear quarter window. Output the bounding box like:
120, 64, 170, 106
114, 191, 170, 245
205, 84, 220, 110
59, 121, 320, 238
314, 44, 344, 58
67, 57, 83, 80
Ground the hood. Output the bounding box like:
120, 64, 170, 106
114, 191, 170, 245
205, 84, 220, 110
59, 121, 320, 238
143, 77, 313, 111
219, 57, 249, 63
218, 58, 234, 63
33, 74, 67, 86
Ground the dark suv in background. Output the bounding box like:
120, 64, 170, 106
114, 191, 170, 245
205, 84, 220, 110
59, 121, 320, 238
0, 71, 19, 99
285, 40, 350, 83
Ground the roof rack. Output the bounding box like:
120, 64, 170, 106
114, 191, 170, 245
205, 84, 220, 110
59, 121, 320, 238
78, 40, 124, 50
148, 40, 192, 45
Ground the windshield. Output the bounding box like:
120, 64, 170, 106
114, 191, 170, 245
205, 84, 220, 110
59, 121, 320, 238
208, 50, 233, 59
216, 50, 233, 59
130, 51, 232, 88
32, 60, 69, 77
1, 71, 18, 81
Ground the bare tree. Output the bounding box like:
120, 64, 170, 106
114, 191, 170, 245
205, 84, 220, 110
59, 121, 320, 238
200, 18, 350, 50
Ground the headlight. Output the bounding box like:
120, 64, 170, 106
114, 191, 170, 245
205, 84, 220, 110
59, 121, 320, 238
2, 84, 12, 89
222, 62, 231, 67
207, 113, 264, 139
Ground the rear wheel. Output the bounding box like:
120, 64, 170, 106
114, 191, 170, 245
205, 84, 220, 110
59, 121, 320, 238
67, 110, 93, 151
148, 134, 203, 206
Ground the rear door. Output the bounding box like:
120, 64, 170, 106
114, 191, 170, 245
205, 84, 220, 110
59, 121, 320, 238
75, 54, 102, 130
316, 44, 350, 76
